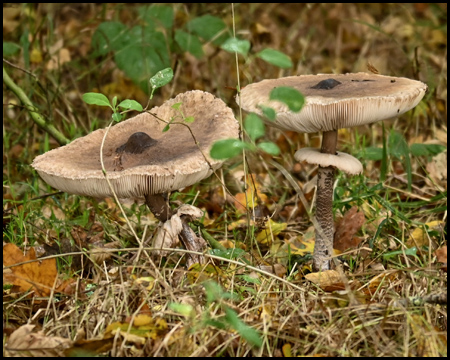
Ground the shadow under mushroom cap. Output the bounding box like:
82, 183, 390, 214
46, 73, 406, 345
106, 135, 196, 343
32, 90, 239, 199
238, 72, 428, 133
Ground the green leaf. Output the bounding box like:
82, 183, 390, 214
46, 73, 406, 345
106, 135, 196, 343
210, 139, 249, 159
238, 274, 261, 285
389, 130, 411, 191
360, 146, 383, 161
204, 318, 227, 330
220, 37, 250, 56
114, 27, 171, 91
3, 42, 21, 57
259, 105, 276, 121
256, 48, 292, 69
82, 93, 111, 108
187, 15, 229, 45
140, 4, 174, 29
209, 248, 248, 262
168, 302, 195, 317
389, 131, 409, 159
171, 102, 182, 110
184, 116, 195, 123
383, 247, 418, 260
112, 96, 118, 109
174, 29, 204, 58
112, 112, 123, 122
410, 143, 446, 157
118, 99, 143, 112
270, 87, 305, 112
149, 67, 174, 90
257, 142, 280, 155
162, 124, 170, 132
203, 281, 225, 304
224, 306, 262, 348
91, 21, 128, 56
244, 113, 265, 141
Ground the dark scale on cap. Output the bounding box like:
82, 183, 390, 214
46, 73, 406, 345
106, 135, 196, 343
311, 78, 342, 90
116, 132, 157, 154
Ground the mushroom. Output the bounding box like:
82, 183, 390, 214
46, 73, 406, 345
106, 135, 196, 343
32, 90, 239, 266
237, 73, 427, 271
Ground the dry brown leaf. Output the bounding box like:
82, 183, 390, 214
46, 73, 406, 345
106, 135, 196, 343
426, 152, 447, 190
434, 246, 447, 271
89, 240, 119, 265
305, 270, 342, 290
3, 243, 58, 297
5, 324, 72, 357
257, 263, 287, 278
334, 206, 365, 252
47, 48, 71, 70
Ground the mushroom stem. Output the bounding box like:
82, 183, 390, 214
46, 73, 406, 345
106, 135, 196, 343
313, 130, 337, 271
145, 193, 173, 222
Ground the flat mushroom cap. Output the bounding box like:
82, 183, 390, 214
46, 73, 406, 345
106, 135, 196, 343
32, 90, 239, 199
237, 72, 428, 133
295, 148, 363, 175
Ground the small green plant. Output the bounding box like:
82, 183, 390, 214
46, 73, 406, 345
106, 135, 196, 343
162, 101, 195, 132
210, 87, 305, 160
170, 280, 262, 349
356, 129, 446, 191
81, 67, 174, 122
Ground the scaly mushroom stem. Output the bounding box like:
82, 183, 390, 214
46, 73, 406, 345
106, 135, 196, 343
144, 193, 206, 265
313, 130, 337, 272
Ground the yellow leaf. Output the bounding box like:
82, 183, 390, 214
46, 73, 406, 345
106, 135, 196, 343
287, 228, 316, 256
305, 270, 341, 289
282, 343, 293, 357
133, 314, 153, 327
30, 48, 43, 64
406, 221, 445, 248
409, 314, 441, 357
187, 263, 223, 284
256, 219, 287, 245
233, 174, 268, 213
134, 276, 155, 291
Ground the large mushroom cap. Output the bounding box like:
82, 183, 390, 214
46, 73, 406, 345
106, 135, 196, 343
32, 90, 239, 198
237, 72, 427, 133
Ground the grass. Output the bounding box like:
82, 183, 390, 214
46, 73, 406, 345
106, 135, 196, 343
3, 3, 447, 357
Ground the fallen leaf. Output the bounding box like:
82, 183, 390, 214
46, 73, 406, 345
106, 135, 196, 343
305, 270, 342, 290
434, 246, 447, 271
257, 263, 286, 278
334, 206, 365, 252
187, 263, 224, 284
152, 204, 205, 259
409, 314, 441, 357
152, 214, 183, 254
406, 220, 445, 248
105, 317, 168, 342
256, 218, 287, 245
3, 243, 58, 297
233, 174, 268, 213
47, 48, 71, 70
5, 324, 72, 357
425, 152, 447, 190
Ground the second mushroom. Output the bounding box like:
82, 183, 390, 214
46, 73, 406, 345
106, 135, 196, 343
238, 73, 427, 271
